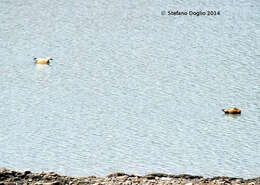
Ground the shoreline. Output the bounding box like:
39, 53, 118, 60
0, 169, 259, 185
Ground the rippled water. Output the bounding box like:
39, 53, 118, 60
0, 0, 259, 178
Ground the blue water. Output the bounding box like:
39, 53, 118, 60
0, 0, 259, 178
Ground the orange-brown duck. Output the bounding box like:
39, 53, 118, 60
222, 107, 241, 114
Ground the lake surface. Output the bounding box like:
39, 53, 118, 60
0, 0, 259, 178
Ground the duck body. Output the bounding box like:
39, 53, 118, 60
34, 57, 53, 64
222, 108, 241, 114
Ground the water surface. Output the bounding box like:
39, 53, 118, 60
0, 0, 259, 178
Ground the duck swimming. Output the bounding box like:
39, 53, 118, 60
222, 107, 241, 114
34, 57, 53, 64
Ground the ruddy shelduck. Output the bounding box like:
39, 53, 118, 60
34, 57, 53, 64
222, 107, 241, 114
